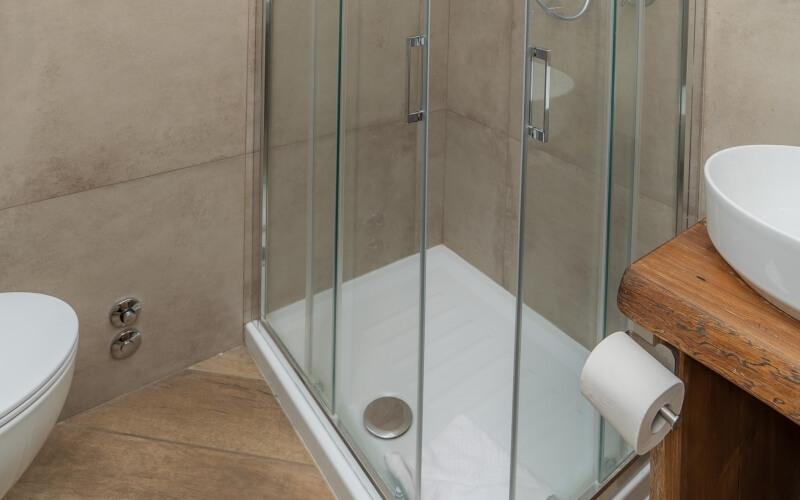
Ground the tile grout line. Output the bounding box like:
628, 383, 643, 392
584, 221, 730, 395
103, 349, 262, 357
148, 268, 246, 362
186, 365, 265, 381
0, 152, 251, 214
58, 420, 321, 470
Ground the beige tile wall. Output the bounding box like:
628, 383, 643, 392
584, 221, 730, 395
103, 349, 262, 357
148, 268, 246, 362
264, 0, 438, 313
701, 0, 800, 207
0, 1, 257, 416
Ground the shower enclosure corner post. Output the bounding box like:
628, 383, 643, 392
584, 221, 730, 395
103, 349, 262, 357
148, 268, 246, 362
414, 2, 433, 499
256, 0, 272, 325
509, 0, 535, 495
677, 0, 706, 231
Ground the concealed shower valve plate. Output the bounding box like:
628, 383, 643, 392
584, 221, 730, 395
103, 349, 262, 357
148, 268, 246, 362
363, 396, 413, 440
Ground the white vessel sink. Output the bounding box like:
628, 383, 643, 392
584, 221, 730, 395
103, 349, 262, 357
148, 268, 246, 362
533, 60, 574, 100
705, 145, 800, 321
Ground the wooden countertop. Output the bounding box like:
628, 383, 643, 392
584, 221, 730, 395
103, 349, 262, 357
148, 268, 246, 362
618, 221, 800, 424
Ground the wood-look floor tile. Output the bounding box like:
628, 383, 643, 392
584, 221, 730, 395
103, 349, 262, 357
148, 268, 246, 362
189, 345, 264, 380
68, 370, 312, 464
6, 425, 334, 500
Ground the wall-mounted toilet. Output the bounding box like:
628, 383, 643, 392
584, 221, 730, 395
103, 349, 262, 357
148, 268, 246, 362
0, 292, 79, 497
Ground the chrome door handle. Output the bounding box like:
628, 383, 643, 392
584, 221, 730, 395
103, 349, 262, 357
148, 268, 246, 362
527, 46, 551, 143
406, 35, 425, 124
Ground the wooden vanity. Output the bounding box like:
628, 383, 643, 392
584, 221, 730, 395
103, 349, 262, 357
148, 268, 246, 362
617, 221, 800, 499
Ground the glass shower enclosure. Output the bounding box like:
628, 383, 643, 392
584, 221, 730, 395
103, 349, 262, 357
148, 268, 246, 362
259, 0, 690, 497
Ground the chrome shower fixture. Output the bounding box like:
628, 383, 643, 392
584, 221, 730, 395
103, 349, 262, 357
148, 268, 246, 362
620, 0, 657, 6
536, 0, 655, 22
535, 0, 592, 21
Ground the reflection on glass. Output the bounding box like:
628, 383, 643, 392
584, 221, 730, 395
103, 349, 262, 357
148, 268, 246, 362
260, 0, 688, 497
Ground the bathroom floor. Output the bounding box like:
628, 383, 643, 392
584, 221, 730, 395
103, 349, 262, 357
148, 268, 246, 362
5, 347, 334, 499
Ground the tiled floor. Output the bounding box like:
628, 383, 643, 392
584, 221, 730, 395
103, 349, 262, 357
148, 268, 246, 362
6, 347, 335, 499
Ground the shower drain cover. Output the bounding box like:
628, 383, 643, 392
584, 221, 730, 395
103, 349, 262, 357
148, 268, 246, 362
363, 396, 413, 439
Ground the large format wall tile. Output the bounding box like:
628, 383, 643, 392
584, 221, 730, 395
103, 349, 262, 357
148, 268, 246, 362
527, 3, 611, 178
521, 146, 605, 350
266, 119, 423, 312
265, 141, 311, 312
264, 135, 339, 313
448, 0, 512, 134
636, 194, 676, 259
266, 0, 311, 148
246, 0, 262, 155
267, 0, 340, 148
702, 0, 800, 162
417, 110, 447, 248
0, 157, 245, 417
443, 112, 509, 284
503, 138, 523, 294
344, 0, 422, 131
429, 0, 450, 113
0, 0, 249, 210
508, 0, 527, 142
342, 120, 421, 279
639, 0, 682, 209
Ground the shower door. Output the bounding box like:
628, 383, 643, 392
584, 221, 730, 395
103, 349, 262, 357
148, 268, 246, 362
262, 0, 430, 496
512, 0, 631, 498
333, 0, 430, 496
512, 0, 687, 497
260, 0, 688, 496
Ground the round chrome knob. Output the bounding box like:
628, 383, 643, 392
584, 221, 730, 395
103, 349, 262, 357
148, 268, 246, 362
109, 297, 142, 327
120, 309, 137, 325
111, 329, 142, 359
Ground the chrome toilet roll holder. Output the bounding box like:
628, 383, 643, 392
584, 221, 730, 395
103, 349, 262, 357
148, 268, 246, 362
626, 330, 681, 430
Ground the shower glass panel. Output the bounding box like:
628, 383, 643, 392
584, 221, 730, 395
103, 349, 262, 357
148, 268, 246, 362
262, 0, 341, 409
513, 0, 629, 498
262, 0, 429, 493
262, 0, 430, 496
333, 0, 428, 495
259, 0, 689, 497
604, 0, 686, 477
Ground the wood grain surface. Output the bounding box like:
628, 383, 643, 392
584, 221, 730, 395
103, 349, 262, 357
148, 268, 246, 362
618, 221, 800, 424
6, 347, 334, 500
650, 352, 800, 500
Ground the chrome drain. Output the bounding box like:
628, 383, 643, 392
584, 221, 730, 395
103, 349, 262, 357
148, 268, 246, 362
363, 396, 413, 439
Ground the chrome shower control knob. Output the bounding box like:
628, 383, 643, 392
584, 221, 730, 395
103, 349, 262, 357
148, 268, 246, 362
110, 329, 142, 359
109, 297, 142, 327
121, 309, 137, 325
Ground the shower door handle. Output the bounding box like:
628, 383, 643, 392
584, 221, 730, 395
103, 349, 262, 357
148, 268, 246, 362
527, 46, 551, 143
406, 35, 425, 124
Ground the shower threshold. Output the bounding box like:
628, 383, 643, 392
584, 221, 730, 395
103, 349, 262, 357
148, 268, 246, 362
247, 246, 605, 499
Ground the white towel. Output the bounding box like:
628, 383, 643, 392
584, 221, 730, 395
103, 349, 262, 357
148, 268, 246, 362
385, 414, 556, 500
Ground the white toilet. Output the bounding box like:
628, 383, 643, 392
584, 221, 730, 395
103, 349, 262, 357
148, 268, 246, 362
0, 292, 79, 497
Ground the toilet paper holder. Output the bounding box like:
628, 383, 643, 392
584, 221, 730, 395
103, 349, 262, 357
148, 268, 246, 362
626, 330, 681, 429
658, 405, 680, 429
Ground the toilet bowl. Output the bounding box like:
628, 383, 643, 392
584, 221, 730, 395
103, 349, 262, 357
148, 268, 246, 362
0, 292, 79, 498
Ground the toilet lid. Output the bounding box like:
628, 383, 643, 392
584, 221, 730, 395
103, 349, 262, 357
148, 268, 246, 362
0, 292, 79, 423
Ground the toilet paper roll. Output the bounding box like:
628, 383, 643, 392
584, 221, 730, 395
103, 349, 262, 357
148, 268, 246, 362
580, 331, 684, 455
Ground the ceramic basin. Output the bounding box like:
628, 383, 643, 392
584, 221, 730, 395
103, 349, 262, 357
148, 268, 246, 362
705, 145, 800, 321
533, 59, 575, 100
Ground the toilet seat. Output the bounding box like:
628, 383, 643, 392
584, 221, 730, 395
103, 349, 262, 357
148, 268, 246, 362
0, 293, 79, 428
